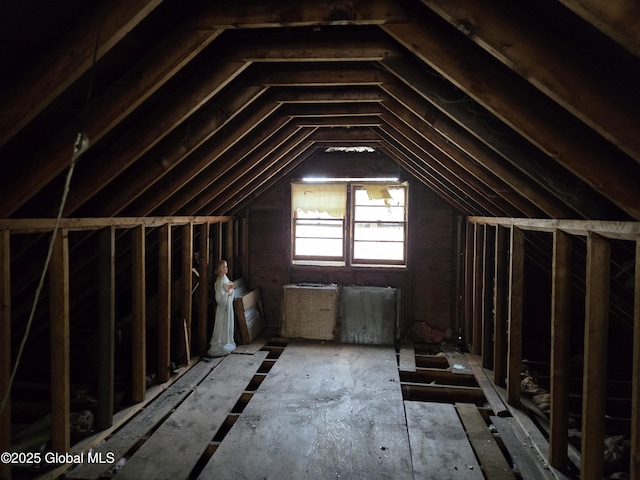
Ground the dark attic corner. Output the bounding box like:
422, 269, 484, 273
0, 0, 639, 479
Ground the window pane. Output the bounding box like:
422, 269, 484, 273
354, 205, 405, 221
354, 223, 405, 241
295, 238, 343, 257
296, 220, 343, 239
353, 241, 404, 261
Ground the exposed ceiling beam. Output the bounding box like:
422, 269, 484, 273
420, 0, 640, 163
0, 0, 163, 147
0, 55, 250, 218
190, 0, 408, 29
188, 128, 319, 215
557, 0, 640, 57
381, 56, 624, 220
382, 9, 640, 219
119, 101, 285, 217
378, 118, 524, 217
379, 84, 577, 218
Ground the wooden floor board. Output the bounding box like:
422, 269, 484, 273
198, 342, 413, 480
60, 340, 558, 480
491, 415, 555, 480
66, 357, 223, 480
456, 402, 516, 479
405, 401, 484, 479
399, 337, 416, 372
113, 351, 267, 480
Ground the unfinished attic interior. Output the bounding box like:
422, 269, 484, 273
1, 0, 640, 478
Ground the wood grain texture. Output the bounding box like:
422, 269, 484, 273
405, 401, 483, 479
199, 342, 412, 479
66, 358, 223, 480
455, 403, 516, 479
115, 352, 267, 480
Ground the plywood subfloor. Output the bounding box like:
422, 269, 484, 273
61, 340, 564, 480
199, 341, 413, 480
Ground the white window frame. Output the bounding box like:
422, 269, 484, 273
291, 180, 408, 268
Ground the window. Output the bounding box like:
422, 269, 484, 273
292, 180, 408, 267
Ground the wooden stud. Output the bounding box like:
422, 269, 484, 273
49, 229, 70, 453
464, 222, 474, 351
197, 223, 210, 355
630, 237, 640, 480
158, 225, 171, 384
493, 225, 509, 387
181, 223, 193, 364
581, 232, 610, 480
0, 230, 10, 480
507, 226, 524, 405
96, 227, 116, 430
225, 222, 234, 277
549, 229, 572, 469
472, 223, 484, 355
482, 225, 495, 369
214, 223, 223, 267
131, 226, 146, 403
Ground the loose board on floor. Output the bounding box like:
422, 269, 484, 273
404, 401, 484, 479
113, 351, 267, 480
199, 341, 413, 480
66, 357, 223, 479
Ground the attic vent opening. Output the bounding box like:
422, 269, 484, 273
324, 146, 376, 153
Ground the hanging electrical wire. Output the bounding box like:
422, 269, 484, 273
0, 18, 102, 416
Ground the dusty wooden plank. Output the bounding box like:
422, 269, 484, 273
0, 230, 10, 480
96, 227, 115, 430
549, 229, 572, 469
493, 225, 509, 387
455, 403, 515, 479
66, 358, 223, 479
399, 337, 416, 372
115, 351, 268, 480
467, 217, 640, 241
199, 342, 413, 480
405, 401, 483, 479
192, 0, 408, 29
507, 227, 524, 405
131, 225, 146, 403
473, 224, 485, 355
632, 237, 640, 480
196, 223, 210, 356
482, 226, 496, 369
464, 353, 509, 417
0, 216, 232, 233
464, 222, 475, 352
581, 232, 610, 480
180, 222, 193, 365
492, 383, 578, 479
157, 225, 171, 384
49, 229, 70, 453
491, 416, 554, 480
